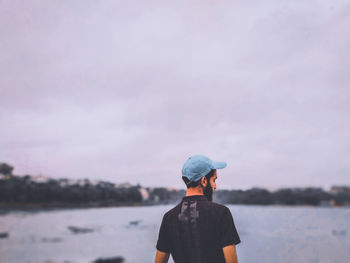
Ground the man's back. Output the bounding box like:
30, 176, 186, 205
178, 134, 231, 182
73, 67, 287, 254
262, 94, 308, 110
156, 195, 240, 263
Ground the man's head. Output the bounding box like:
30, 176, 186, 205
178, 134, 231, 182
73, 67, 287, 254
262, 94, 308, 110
182, 169, 217, 201
181, 155, 226, 201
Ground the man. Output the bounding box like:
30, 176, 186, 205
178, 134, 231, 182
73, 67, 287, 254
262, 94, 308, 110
155, 155, 240, 263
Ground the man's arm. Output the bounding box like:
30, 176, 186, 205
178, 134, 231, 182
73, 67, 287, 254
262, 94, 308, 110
155, 249, 170, 263
223, 244, 238, 263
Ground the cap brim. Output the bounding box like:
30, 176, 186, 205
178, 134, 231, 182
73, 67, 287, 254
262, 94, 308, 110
212, 161, 227, 169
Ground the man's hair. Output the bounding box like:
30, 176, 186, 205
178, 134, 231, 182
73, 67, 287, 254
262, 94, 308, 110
182, 169, 215, 189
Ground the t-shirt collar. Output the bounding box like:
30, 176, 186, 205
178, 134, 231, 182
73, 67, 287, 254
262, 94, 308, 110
182, 195, 208, 201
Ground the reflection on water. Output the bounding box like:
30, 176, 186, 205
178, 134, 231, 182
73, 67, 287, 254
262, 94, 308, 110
0, 205, 349, 263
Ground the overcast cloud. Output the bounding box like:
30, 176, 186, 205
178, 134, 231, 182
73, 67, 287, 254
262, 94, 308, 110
1, 0, 349, 190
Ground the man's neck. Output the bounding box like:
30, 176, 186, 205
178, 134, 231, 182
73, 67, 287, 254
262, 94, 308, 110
185, 187, 204, 197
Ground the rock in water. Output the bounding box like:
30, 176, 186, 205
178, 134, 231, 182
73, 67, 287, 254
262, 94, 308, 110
67, 226, 94, 234
0, 232, 9, 238
93, 256, 124, 263
129, 220, 141, 226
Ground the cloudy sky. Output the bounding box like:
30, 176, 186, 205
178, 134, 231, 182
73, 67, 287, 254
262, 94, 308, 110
1, 0, 349, 190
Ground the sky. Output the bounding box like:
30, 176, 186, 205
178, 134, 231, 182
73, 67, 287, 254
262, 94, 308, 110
0, 0, 349, 190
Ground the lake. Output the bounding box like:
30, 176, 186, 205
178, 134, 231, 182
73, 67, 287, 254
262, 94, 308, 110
0, 204, 349, 263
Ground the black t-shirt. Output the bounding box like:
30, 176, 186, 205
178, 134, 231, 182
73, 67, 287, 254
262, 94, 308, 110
156, 195, 240, 263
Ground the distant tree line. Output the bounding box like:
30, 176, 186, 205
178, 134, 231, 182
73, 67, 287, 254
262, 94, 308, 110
1, 162, 349, 207
145, 187, 186, 205
0, 163, 142, 207
143, 187, 350, 206
214, 187, 350, 206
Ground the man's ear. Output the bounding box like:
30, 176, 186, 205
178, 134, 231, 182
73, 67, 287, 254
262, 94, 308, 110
200, 176, 207, 187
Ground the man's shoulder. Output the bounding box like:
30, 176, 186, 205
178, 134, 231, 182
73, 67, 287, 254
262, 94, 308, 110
206, 200, 230, 210
202, 201, 232, 217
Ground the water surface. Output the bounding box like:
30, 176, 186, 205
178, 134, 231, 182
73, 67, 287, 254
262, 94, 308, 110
0, 205, 349, 263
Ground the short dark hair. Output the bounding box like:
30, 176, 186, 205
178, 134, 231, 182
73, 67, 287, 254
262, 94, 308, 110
182, 169, 215, 189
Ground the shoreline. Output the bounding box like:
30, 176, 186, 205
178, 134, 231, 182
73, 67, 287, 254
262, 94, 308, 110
0, 201, 348, 214
0, 202, 147, 214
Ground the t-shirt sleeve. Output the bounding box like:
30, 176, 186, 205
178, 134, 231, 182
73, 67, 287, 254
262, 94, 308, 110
219, 207, 241, 247
156, 213, 171, 253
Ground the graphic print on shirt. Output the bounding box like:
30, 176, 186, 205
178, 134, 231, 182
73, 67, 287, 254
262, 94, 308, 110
178, 200, 200, 223
177, 200, 201, 263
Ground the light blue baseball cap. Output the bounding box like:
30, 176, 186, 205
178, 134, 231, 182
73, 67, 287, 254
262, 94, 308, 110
182, 155, 227, 182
